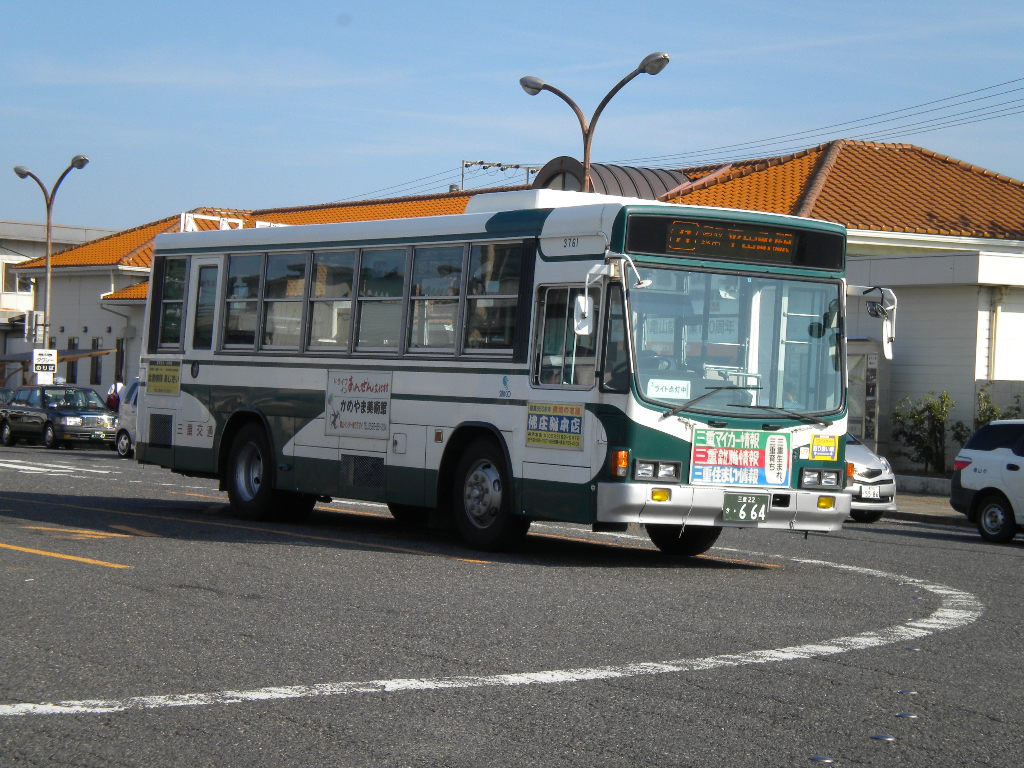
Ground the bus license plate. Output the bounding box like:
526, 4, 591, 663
723, 492, 769, 522
861, 486, 880, 499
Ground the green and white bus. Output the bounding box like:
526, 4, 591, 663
137, 190, 896, 553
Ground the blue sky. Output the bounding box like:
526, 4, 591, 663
2, 0, 1023, 232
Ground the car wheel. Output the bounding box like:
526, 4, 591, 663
976, 493, 1017, 543
645, 524, 722, 556
116, 429, 134, 458
452, 438, 529, 550
0, 421, 16, 447
850, 509, 884, 523
42, 423, 59, 449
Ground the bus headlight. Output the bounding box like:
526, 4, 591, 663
634, 460, 681, 482
801, 469, 841, 488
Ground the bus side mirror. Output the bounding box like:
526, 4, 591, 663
849, 285, 897, 360
574, 294, 594, 336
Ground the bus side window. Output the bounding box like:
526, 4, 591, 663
533, 286, 599, 388
601, 285, 629, 392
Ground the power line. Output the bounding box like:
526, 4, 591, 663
612, 76, 1024, 168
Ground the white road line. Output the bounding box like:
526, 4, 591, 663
0, 460, 115, 475
0, 553, 983, 717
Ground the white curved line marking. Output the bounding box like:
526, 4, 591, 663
0, 554, 982, 717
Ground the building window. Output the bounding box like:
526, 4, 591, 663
90, 338, 102, 385
3, 263, 33, 293
66, 337, 79, 384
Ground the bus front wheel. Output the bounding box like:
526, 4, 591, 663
645, 524, 721, 556
453, 439, 529, 551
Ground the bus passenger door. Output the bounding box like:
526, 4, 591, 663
176, 257, 221, 472
521, 285, 601, 524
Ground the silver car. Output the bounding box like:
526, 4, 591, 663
846, 434, 897, 522
114, 378, 140, 458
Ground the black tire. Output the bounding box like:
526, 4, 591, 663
452, 438, 529, 551
976, 493, 1017, 543
116, 429, 134, 458
850, 508, 884, 523
226, 424, 278, 520
42, 423, 59, 449
645, 524, 722, 556
0, 421, 16, 447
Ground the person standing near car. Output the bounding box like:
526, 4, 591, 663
106, 380, 124, 411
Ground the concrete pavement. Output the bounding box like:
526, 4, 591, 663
880, 492, 971, 528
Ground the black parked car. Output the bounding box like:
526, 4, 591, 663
0, 385, 118, 450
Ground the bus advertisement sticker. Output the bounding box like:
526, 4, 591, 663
526, 402, 583, 450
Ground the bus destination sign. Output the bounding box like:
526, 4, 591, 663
666, 220, 796, 261
625, 214, 844, 270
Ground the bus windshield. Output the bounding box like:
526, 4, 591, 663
626, 266, 843, 418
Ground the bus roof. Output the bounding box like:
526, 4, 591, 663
154, 190, 844, 256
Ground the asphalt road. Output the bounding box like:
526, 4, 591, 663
0, 444, 1020, 768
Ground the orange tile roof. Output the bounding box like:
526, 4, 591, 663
102, 280, 149, 301
252, 186, 521, 225
664, 140, 1024, 239
14, 207, 252, 270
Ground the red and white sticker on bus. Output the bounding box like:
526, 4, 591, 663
689, 429, 790, 486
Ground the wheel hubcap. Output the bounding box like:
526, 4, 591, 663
982, 504, 1006, 533
463, 459, 502, 529
235, 444, 263, 502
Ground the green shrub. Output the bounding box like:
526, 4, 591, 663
891, 391, 956, 473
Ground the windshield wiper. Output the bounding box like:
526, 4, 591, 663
659, 385, 762, 420
728, 403, 829, 427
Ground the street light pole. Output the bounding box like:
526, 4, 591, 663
12, 155, 90, 350
520, 52, 669, 193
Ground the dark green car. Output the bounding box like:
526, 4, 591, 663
0, 385, 117, 450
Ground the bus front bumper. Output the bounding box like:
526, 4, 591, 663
596, 483, 849, 533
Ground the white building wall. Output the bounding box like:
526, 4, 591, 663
993, 288, 1024, 380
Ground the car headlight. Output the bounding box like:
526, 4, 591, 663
61, 416, 82, 426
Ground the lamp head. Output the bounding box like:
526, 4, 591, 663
70, 155, 89, 170
13, 166, 30, 179
639, 52, 670, 75
519, 76, 545, 96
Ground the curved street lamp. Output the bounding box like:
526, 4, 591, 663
520, 52, 670, 192
12, 154, 90, 351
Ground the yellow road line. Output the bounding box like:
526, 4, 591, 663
21, 526, 132, 538
0, 542, 132, 569
0, 495, 490, 566
110, 525, 161, 537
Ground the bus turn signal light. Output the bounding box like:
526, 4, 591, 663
612, 449, 630, 478
817, 496, 835, 510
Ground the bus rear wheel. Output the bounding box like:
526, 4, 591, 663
226, 424, 279, 521
453, 438, 529, 551
645, 524, 721, 556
